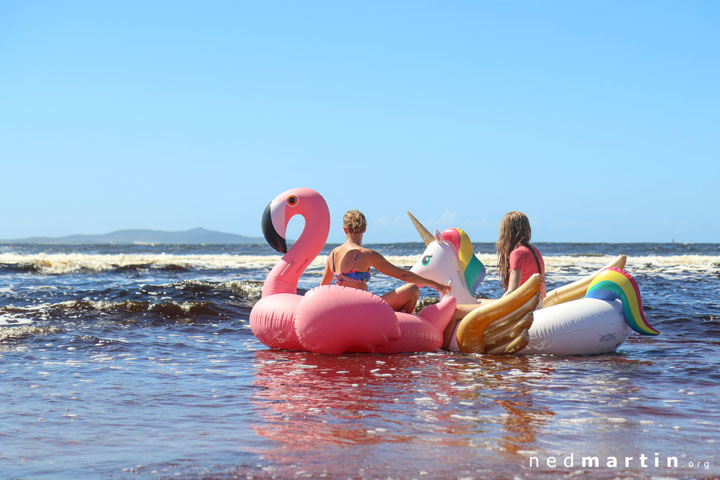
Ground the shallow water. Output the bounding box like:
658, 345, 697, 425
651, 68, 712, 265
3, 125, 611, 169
1, 242, 719, 479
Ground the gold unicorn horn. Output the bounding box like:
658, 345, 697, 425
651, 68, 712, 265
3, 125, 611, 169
407, 211, 434, 246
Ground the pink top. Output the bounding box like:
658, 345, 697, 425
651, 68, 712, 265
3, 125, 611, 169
509, 244, 547, 299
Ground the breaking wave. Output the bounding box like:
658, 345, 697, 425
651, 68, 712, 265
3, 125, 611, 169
0, 279, 265, 333
0, 253, 290, 275
0, 325, 62, 342
2, 252, 718, 277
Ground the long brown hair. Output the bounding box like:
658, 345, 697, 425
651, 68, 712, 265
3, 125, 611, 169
496, 211, 532, 288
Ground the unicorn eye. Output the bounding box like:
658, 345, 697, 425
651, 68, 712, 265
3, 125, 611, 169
286, 195, 298, 207
422, 255, 432, 266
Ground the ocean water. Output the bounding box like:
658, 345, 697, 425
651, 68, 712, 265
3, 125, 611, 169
1, 242, 719, 480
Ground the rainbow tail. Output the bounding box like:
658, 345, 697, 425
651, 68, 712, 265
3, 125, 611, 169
585, 267, 659, 335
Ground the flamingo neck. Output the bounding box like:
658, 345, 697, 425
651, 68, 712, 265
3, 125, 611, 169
262, 195, 330, 297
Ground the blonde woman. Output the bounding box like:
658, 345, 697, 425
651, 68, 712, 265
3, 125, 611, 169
321, 210, 450, 313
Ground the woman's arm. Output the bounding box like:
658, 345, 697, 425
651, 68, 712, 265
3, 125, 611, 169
368, 251, 450, 295
320, 252, 334, 285
503, 268, 522, 296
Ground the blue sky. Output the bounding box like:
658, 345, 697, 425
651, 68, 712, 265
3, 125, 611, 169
1, 1, 718, 243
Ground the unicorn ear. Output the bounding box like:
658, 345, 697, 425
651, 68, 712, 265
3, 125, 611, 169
434, 230, 443, 243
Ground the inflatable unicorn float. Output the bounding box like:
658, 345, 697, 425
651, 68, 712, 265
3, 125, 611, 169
406, 213, 659, 355
250, 187, 659, 355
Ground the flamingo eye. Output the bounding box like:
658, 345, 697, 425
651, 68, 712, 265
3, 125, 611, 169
422, 255, 432, 266
287, 195, 298, 207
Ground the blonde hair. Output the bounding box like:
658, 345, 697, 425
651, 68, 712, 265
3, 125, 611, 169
343, 210, 367, 235
496, 211, 532, 288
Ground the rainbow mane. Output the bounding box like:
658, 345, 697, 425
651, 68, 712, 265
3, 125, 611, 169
441, 228, 486, 295
586, 267, 659, 335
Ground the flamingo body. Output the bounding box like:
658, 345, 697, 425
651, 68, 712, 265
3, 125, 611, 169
249, 187, 455, 354
375, 296, 457, 354
295, 285, 400, 354
250, 294, 303, 351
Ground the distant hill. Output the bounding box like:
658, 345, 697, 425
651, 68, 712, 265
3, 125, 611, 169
1, 227, 265, 245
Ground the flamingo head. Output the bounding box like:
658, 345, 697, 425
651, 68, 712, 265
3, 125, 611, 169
261, 187, 329, 254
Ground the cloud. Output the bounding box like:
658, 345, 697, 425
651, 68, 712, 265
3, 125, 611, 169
438, 210, 457, 225
374, 215, 405, 227
407, 210, 489, 231
439, 211, 488, 229
461, 217, 489, 228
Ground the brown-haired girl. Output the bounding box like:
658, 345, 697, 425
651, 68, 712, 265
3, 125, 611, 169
497, 211, 546, 299
442, 211, 546, 350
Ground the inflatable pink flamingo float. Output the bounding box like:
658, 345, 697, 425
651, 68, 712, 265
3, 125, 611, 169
250, 187, 457, 354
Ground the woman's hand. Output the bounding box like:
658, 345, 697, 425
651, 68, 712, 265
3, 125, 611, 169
369, 251, 451, 296
431, 281, 451, 296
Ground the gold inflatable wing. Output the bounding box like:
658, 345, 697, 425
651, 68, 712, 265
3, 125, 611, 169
456, 274, 541, 355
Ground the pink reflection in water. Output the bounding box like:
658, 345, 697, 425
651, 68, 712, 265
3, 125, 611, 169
249, 350, 554, 477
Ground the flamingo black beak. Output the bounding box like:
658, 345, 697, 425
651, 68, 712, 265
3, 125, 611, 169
262, 202, 287, 253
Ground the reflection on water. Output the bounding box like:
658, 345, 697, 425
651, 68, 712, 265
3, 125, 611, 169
250, 351, 555, 477
247, 348, 718, 479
